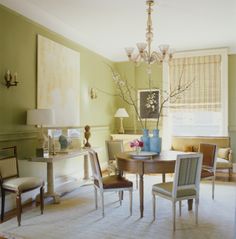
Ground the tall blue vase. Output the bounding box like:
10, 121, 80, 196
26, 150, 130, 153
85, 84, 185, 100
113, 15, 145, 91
150, 129, 162, 154
141, 129, 150, 152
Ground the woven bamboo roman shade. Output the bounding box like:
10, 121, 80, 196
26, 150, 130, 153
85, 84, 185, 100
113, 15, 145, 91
169, 55, 221, 111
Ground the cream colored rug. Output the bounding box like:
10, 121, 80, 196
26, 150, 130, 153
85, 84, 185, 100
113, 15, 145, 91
0, 175, 235, 239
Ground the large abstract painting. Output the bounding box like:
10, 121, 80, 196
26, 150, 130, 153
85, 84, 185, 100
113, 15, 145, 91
37, 35, 80, 126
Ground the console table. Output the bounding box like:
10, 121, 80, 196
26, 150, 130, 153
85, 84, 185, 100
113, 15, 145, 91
28, 149, 95, 203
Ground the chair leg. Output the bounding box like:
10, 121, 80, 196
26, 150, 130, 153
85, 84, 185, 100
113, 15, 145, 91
152, 193, 156, 220
16, 192, 22, 226
94, 187, 98, 210
119, 191, 122, 206
195, 198, 199, 225
212, 176, 215, 200
1, 189, 5, 222
129, 190, 132, 216
136, 174, 138, 190
40, 186, 44, 215
101, 192, 104, 217
172, 201, 176, 231
179, 201, 182, 216
229, 168, 232, 179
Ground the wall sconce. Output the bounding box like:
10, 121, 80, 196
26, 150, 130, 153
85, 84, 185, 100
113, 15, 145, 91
90, 88, 97, 99
4, 70, 19, 88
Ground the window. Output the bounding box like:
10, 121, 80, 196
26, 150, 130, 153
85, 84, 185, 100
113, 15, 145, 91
168, 49, 228, 137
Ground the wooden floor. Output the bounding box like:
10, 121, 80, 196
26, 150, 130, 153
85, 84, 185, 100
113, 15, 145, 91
1, 171, 235, 225
215, 170, 236, 182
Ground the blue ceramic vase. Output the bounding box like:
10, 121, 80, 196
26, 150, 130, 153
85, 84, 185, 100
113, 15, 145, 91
150, 129, 162, 154
141, 129, 150, 152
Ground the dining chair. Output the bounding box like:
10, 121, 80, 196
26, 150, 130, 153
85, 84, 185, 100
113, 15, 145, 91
199, 143, 217, 199
0, 146, 44, 226
106, 139, 138, 188
88, 149, 133, 217
152, 153, 203, 231
105, 139, 124, 176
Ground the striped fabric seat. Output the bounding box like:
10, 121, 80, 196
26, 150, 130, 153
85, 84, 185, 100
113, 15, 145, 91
152, 182, 197, 198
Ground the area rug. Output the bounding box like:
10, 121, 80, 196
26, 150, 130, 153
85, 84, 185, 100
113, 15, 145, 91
0, 175, 235, 239
0, 232, 24, 239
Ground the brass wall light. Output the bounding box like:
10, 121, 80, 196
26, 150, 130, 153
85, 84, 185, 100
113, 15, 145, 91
4, 70, 19, 88
90, 88, 97, 99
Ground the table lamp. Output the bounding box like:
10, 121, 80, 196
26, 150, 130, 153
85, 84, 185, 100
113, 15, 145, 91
27, 109, 55, 156
114, 108, 129, 134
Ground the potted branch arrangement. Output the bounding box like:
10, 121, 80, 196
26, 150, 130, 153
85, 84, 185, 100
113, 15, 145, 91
110, 65, 193, 154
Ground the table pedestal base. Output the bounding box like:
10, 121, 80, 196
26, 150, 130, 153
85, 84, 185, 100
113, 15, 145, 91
36, 192, 60, 204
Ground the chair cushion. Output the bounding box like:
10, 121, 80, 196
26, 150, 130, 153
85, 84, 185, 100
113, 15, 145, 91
95, 175, 133, 189
217, 148, 230, 160
2, 177, 44, 192
152, 182, 196, 198
201, 169, 214, 178
216, 157, 232, 169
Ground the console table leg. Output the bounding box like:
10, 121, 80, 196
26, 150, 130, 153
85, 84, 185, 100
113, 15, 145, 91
36, 162, 60, 204
83, 154, 89, 180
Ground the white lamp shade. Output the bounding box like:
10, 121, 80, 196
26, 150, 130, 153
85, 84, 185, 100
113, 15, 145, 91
27, 109, 55, 126
114, 108, 129, 118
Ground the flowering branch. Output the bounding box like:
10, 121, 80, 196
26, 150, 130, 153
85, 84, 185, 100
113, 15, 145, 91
108, 65, 145, 129
106, 64, 193, 131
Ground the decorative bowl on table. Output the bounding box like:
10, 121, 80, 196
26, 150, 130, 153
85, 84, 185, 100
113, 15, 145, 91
129, 151, 157, 159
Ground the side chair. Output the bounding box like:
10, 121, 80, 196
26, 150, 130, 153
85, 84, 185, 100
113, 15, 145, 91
199, 143, 217, 199
105, 139, 124, 176
0, 146, 44, 226
106, 139, 138, 188
88, 149, 133, 217
152, 153, 203, 231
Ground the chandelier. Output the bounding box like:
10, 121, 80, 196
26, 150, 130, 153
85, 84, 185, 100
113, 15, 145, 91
125, 0, 174, 67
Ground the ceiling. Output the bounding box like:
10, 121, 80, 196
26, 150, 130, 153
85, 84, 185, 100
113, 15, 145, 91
1, 0, 236, 61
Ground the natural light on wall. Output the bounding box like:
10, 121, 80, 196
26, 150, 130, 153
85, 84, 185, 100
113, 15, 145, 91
167, 48, 228, 137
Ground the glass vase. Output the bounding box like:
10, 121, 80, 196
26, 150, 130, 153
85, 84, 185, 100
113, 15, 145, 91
141, 128, 150, 152
150, 129, 162, 154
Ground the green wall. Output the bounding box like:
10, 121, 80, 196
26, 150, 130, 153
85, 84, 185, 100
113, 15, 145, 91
0, 4, 236, 162
114, 62, 162, 133
0, 5, 116, 167
228, 54, 236, 159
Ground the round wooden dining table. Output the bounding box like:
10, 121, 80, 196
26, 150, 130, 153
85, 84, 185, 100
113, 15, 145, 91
116, 150, 193, 218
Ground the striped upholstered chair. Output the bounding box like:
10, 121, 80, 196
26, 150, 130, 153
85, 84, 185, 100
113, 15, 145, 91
0, 146, 44, 226
152, 153, 203, 231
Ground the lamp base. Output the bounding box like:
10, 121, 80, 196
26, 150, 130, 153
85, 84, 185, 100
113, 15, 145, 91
118, 118, 125, 134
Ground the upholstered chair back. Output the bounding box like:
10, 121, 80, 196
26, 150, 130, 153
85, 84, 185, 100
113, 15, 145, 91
106, 140, 124, 162
199, 143, 217, 168
173, 154, 203, 198
88, 150, 103, 188
0, 147, 18, 180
